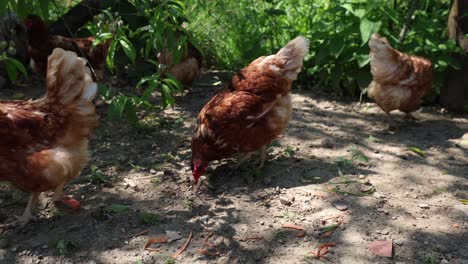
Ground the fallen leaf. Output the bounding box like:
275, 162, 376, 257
459, 199, 468, 205
408, 147, 425, 157
312, 243, 337, 259
367, 240, 393, 257
281, 223, 305, 230
144, 236, 168, 251
105, 204, 129, 213
172, 231, 193, 259
282, 223, 307, 237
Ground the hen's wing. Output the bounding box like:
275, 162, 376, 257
194, 90, 276, 154
0, 103, 53, 148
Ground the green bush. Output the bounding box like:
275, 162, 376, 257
186, 0, 459, 97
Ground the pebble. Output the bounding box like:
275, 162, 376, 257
320, 138, 334, 148
418, 204, 430, 209
150, 169, 156, 174
279, 198, 291, 206
358, 174, 366, 179
394, 239, 405, 246
10, 247, 17, 252
331, 200, 348, 211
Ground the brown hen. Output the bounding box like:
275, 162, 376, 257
191, 36, 308, 184
368, 33, 433, 127
23, 15, 110, 81
0, 48, 98, 227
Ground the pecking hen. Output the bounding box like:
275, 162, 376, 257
23, 15, 110, 81
368, 33, 433, 127
191, 36, 308, 184
0, 48, 98, 227
158, 39, 202, 86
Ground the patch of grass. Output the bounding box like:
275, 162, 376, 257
50, 209, 65, 217
349, 145, 369, 162
182, 199, 195, 209
164, 257, 176, 264
283, 145, 296, 157
130, 164, 145, 172
138, 211, 159, 224
86, 165, 108, 184
49, 239, 77, 255
335, 145, 369, 167
433, 187, 447, 194
334, 157, 353, 167
273, 230, 287, 240
421, 252, 439, 264
279, 210, 296, 220
303, 255, 314, 262
150, 176, 163, 185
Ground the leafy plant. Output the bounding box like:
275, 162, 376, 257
86, 165, 108, 184
186, 0, 457, 97
138, 211, 159, 224
283, 146, 296, 158
49, 239, 77, 255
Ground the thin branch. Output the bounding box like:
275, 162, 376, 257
398, 0, 419, 43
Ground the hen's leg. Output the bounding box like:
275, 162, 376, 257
235, 152, 253, 169
404, 113, 417, 122
256, 145, 267, 168
4, 193, 40, 228
385, 112, 397, 129
53, 183, 80, 211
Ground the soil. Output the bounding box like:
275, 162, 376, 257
1, 72, 467, 264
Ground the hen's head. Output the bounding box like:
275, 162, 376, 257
23, 15, 47, 34
368, 33, 392, 53
190, 158, 208, 184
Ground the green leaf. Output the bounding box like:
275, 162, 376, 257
105, 204, 129, 213
460, 199, 468, 205
39, 0, 49, 19
409, 147, 425, 157
106, 39, 117, 71
5, 59, 18, 81
119, 38, 136, 64
356, 54, 370, 68
125, 102, 139, 127
360, 18, 382, 45
368, 135, 379, 142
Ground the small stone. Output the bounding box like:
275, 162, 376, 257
394, 239, 405, 246
150, 169, 156, 174
381, 230, 389, 235
10, 247, 17, 252
331, 200, 348, 211
279, 197, 292, 206
320, 138, 334, 148
358, 174, 366, 179
418, 204, 430, 209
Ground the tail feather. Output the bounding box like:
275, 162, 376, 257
275, 36, 309, 81
46, 48, 97, 116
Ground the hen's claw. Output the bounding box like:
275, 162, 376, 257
54, 196, 81, 211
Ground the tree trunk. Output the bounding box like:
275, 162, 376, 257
49, 0, 101, 37
440, 0, 468, 112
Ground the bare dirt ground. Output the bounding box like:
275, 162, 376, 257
1, 72, 467, 264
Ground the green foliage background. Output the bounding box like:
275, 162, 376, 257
185, 0, 460, 96
0, 0, 462, 124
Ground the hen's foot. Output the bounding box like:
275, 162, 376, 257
54, 196, 81, 211
404, 113, 417, 122
255, 145, 267, 168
